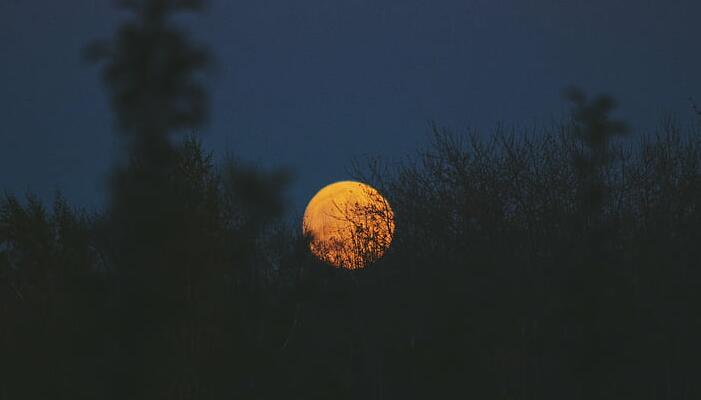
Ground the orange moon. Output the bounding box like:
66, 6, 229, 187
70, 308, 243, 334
303, 181, 395, 269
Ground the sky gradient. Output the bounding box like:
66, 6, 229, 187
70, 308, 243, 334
1, 0, 700, 213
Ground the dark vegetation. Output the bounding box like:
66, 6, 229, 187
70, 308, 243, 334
1, 1, 700, 399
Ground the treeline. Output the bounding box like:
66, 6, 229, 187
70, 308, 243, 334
351, 117, 701, 399
2, 110, 700, 400
1, 1, 700, 399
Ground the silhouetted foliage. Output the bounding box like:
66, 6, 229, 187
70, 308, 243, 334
86, 1, 287, 398
347, 110, 701, 398
85, 0, 208, 140
0, 193, 106, 399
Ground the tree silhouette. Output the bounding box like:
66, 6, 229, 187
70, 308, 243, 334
85, 1, 288, 398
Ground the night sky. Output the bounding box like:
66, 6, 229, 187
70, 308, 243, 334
2, 0, 700, 213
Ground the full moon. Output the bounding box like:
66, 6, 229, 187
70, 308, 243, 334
303, 181, 395, 269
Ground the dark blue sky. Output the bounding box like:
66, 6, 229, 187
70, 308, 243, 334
1, 0, 700, 213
